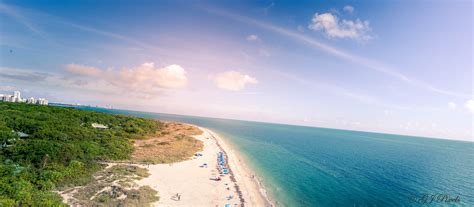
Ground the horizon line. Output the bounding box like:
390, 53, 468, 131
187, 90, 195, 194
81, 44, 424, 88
47, 102, 473, 143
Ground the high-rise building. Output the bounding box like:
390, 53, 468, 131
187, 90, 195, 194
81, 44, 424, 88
4, 95, 13, 102
27, 97, 36, 104
13, 91, 21, 101
36, 98, 49, 105
0, 91, 48, 105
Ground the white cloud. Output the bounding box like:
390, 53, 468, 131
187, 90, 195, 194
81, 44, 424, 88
465, 100, 474, 113
213, 71, 258, 91
343, 5, 354, 14
308, 12, 372, 41
246, 34, 259, 41
448, 102, 457, 110
118, 63, 187, 89
64, 62, 187, 94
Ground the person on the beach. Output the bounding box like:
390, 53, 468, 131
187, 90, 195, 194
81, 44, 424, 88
174, 193, 179, 201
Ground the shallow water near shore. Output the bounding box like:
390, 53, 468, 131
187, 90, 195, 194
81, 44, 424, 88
71, 106, 474, 206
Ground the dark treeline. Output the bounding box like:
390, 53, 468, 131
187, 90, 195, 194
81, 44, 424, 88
0, 102, 161, 206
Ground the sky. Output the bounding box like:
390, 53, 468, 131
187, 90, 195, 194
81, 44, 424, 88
0, 0, 472, 141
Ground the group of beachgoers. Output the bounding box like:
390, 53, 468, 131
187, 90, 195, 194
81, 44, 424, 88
217, 151, 230, 175
183, 151, 235, 206
210, 133, 247, 206
167, 133, 248, 207
217, 151, 240, 207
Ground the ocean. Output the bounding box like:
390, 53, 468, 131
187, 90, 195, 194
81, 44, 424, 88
73, 106, 474, 206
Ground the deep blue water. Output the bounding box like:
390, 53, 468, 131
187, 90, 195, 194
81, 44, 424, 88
72, 106, 474, 206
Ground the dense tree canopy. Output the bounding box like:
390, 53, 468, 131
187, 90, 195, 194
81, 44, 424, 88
0, 102, 161, 206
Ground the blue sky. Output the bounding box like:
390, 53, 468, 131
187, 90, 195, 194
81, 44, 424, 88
0, 0, 472, 141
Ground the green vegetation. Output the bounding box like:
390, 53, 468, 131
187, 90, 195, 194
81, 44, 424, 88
0, 102, 161, 206
71, 165, 159, 206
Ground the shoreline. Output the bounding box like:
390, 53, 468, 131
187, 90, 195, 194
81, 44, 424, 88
134, 125, 274, 206
201, 127, 275, 207
57, 124, 274, 206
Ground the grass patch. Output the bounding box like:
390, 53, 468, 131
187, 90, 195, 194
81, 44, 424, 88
131, 122, 203, 164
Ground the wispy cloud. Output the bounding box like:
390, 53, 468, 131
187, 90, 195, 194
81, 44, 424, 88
0, 4, 48, 40
0, 85, 15, 91
263, 2, 275, 15
1, 67, 124, 97
0, 3, 163, 54
61, 21, 163, 53
200, 6, 469, 99
267, 68, 406, 110
65, 64, 102, 77
0, 67, 51, 82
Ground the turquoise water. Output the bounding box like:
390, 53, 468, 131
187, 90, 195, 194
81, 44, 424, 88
74, 106, 474, 206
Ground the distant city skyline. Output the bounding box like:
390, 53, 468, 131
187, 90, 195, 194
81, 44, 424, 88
0, 1, 472, 141
0, 90, 48, 105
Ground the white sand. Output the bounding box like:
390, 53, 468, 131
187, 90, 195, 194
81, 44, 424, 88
136, 127, 272, 207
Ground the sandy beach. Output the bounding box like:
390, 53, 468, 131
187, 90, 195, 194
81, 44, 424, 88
136, 127, 273, 207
